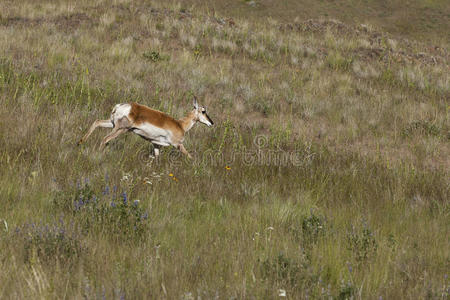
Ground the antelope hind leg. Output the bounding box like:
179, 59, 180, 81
78, 119, 112, 145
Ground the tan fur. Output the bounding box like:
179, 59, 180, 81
128, 102, 186, 144
129, 103, 182, 130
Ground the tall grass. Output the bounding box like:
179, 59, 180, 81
0, 0, 448, 298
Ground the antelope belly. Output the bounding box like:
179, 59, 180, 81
132, 123, 172, 146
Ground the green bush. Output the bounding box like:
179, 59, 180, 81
302, 211, 327, 243
15, 220, 84, 264
54, 182, 149, 242
347, 221, 378, 262
143, 50, 169, 62
261, 253, 301, 285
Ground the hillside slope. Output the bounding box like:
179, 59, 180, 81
184, 0, 450, 45
0, 0, 448, 298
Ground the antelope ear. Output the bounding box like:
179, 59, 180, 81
193, 96, 199, 109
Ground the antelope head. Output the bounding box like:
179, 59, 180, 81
193, 97, 214, 127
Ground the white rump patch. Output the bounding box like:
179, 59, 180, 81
112, 103, 131, 119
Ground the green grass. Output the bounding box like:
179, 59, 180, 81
0, 0, 449, 298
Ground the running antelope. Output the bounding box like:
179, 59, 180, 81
78, 97, 214, 158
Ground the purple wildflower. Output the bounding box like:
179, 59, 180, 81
103, 186, 110, 195
122, 192, 128, 205
347, 261, 353, 273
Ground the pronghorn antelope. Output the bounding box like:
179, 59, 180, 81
78, 97, 214, 158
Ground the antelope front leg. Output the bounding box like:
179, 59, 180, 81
178, 144, 192, 159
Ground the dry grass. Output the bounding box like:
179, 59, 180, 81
0, 0, 449, 298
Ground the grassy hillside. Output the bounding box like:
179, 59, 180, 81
0, 0, 448, 298
184, 0, 450, 45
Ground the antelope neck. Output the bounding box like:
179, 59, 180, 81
178, 111, 197, 132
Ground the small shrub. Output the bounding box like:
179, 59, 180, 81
253, 100, 271, 116
52, 182, 95, 211
337, 280, 355, 300
80, 193, 149, 241
302, 211, 327, 243
260, 252, 320, 293
327, 52, 353, 71
261, 253, 301, 285
193, 45, 202, 59
347, 221, 378, 262
380, 68, 396, 85
387, 233, 397, 251
402, 120, 440, 138
143, 50, 169, 62
15, 220, 84, 264
54, 182, 149, 242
